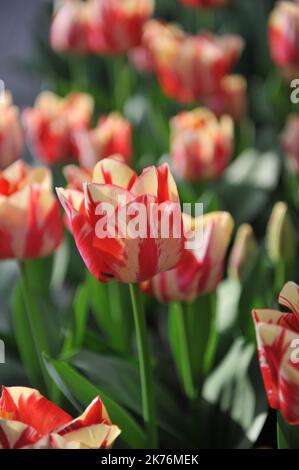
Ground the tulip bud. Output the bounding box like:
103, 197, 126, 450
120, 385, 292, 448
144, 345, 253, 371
170, 108, 234, 182
228, 224, 258, 282
266, 202, 297, 265
0, 92, 23, 170
268, 1, 299, 80
281, 114, 299, 174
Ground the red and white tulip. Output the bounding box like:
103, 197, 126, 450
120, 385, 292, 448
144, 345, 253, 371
22, 91, 94, 165
57, 157, 183, 283
170, 108, 234, 182
0, 160, 63, 260
143, 20, 243, 103
268, 1, 299, 79
0, 386, 120, 449
253, 282, 299, 424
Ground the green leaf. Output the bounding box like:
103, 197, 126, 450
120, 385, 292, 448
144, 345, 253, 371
71, 350, 186, 443
11, 282, 43, 388
43, 356, 147, 449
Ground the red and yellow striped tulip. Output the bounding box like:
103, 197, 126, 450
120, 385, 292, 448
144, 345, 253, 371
51, 0, 154, 54
252, 282, 299, 424
143, 20, 243, 103
57, 157, 183, 283
179, 0, 229, 8
268, 1, 299, 79
22, 91, 94, 165
75, 112, 132, 169
0, 386, 120, 449
170, 108, 234, 182
202, 75, 247, 122
0, 92, 23, 170
281, 114, 299, 174
142, 211, 234, 302
0, 160, 63, 260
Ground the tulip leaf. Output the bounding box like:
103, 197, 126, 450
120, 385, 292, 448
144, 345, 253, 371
70, 350, 186, 444
43, 356, 147, 449
168, 293, 218, 393
11, 281, 43, 389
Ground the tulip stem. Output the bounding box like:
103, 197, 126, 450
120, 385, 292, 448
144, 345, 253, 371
129, 283, 158, 449
19, 262, 50, 393
177, 303, 197, 401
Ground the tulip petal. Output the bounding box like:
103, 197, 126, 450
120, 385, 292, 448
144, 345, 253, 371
279, 281, 299, 315
92, 157, 136, 189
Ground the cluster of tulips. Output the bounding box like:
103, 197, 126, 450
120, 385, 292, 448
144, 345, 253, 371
1, 0, 299, 450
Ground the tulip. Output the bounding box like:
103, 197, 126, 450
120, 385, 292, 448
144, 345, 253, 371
142, 211, 234, 302
22, 91, 94, 165
252, 281, 299, 424
0, 160, 63, 260
57, 157, 184, 283
202, 75, 247, 122
51, 0, 155, 55
268, 1, 299, 79
50, 0, 91, 53
281, 114, 299, 174
89, 0, 155, 54
75, 113, 132, 169
0, 386, 120, 448
170, 108, 234, 182
0, 92, 23, 170
179, 0, 228, 7
266, 202, 297, 266
228, 223, 258, 282
143, 20, 243, 103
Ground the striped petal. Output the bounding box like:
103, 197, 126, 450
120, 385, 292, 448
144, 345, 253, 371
92, 157, 136, 189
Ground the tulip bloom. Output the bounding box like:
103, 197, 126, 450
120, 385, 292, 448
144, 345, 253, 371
51, 0, 154, 55
281, 114, 299, 174
268, 1, 299, 79
50, 0, 91, 53
265, 202, 297, 265
252, 282, 299, 424
179, 0, 228, 7
22, 91, 94, 165
0, 92, 23, 170
170, 108, 234, 182
57, 157, 183, 283
143, 20, 243, 103
0, 160, 63, 260
75, 113, 132, 169
202, 75, 247, 122
0, 386, 120, 448
142, 212, 234, 302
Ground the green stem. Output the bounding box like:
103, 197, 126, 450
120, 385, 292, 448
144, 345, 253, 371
129, 283, 158, 449
19, 262, 50, 393
177, 304, 197, 400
